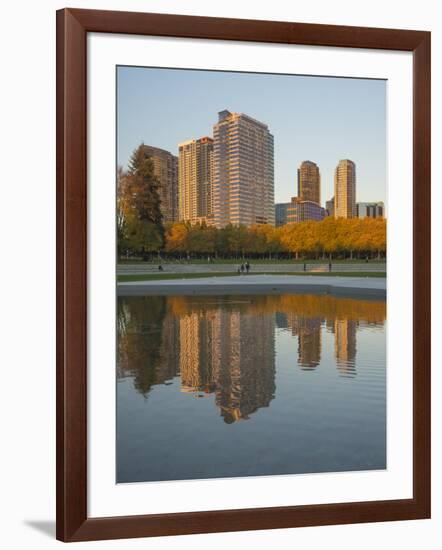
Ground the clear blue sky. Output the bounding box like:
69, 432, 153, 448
117, 66, 386, 207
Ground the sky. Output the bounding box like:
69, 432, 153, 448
117, 66, 386, 207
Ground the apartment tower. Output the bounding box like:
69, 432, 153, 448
334, 159, 356, 218
298, 160, 321, 205
213, 110, 274, 228
137, 145, 178, 223
178, 137, 214, 224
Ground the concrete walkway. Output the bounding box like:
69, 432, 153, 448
118, 262, 386, 275
118, 274, 386, 300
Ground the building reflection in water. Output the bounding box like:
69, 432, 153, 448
178, 305, 276, 422
117, 294, 386, 421
333, 318, 358, 377
283, 314, 322, 370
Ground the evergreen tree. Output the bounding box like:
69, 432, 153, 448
127, 144, 164, 233
118, 144, 165, 255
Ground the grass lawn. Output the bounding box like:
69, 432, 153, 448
118, 272, 386, 282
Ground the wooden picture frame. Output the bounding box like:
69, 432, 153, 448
56, 8, 431, 542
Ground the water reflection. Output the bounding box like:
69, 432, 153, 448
333, 318, 358, 377
117, 294, 386, 421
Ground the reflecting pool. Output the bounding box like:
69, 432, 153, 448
117, 293, 386, 483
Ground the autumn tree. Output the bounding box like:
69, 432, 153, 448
156, 217, 386, 260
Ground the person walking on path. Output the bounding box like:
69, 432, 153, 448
245, 261, 250, 274
240, 264, 245, 274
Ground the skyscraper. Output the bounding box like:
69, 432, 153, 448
213, 110, 274, 228
136, 145, 178, 223
334, 159, 356, 218
298, 160, 321, 205
178, 136, 214, 224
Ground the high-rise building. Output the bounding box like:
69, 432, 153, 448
287, 197, 325, 223
178, 137, 214, 224
275, 202, 291, 226
213, 110, 274, 227
297, 161, 321, 205
356, 202, 384, 218
325, 197, 335, 217
334, 159, 356, 218
137, 145, 178, 223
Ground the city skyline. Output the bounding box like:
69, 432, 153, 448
117, 66, 387, 209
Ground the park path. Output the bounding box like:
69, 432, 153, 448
117, 262, 386, 275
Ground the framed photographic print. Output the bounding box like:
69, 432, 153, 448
56, 8, 431, 542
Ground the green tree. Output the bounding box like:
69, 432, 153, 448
117, 144, 164, 255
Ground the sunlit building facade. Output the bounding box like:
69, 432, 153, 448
178, 137, 214, 224
213, 110, 275, 228
334, 159, 356, 218
298, 160, 321, 205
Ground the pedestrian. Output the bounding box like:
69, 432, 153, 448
240, 264, 245, 274
245, 261, 250, 273
158, 264, 163, 272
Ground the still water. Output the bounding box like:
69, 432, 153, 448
117, 293, 386, 483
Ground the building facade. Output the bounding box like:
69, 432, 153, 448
334, 159, 356, 218
178, 137, 214, 224
275, 202, 291, 226
325, 197, 335, 217
297, 160, 321, 205
213, 110, 275, 228
287, 197, 326, 223
356, 202, 384, 218
139, 145, 178, 223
